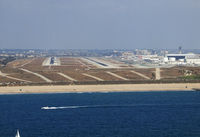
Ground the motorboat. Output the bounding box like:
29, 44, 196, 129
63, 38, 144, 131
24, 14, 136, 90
15, 130, 20, 137
41, 106, 57, 109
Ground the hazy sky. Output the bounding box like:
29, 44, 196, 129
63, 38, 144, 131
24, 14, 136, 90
0, 0, 200, 49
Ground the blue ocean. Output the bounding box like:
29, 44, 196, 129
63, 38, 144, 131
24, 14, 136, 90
1, 91, 200, 137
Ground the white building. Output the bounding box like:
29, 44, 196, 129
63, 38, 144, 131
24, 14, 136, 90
164, 53, 200, 65
166, 53, 196, 60
186, 57, 200, 64
121, 52, 134, 60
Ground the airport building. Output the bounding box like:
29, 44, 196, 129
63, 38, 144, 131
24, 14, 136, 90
164, 53, 200, 65
186, 57, 200, 64
166, 53, 196, 60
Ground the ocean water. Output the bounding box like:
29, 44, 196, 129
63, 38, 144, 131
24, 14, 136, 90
0, 91, 200, 137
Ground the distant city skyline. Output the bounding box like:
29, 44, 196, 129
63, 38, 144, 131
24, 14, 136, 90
0, 0, 200, 49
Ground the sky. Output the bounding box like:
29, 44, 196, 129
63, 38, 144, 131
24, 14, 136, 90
0, 0, 200, 49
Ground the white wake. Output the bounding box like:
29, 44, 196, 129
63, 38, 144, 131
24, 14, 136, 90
41, 103, 200, 110
41, 105, 92, 110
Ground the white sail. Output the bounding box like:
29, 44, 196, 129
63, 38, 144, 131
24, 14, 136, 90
15, 130, 20, 137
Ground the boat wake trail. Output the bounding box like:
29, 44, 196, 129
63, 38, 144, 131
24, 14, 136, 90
41, 105, 138, 110
41, 105, 150, 110
41, 105, 129, 110
41, 103, 200, 110
41, 106, 90, 110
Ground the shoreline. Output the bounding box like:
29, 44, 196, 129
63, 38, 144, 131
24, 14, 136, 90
0, 83, 200, 94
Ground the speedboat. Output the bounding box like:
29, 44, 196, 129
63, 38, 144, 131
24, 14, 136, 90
41, 106, 57, 109
15, 130, 20, 137
41, 106, 50, 109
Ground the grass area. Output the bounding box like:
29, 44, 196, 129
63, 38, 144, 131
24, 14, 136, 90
181, 75, 200, 80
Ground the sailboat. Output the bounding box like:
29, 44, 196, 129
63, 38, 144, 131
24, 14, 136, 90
15, 130, 20, 137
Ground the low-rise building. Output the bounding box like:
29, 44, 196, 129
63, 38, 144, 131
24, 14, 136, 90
164, 53, 200, 65
186, 57, 200, 64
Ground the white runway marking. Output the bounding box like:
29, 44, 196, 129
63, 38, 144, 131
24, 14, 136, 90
130, 70, 150, 80
57, 73, 77, 81
20, 68, 52, 82
106, 71, 129, 81
19, 58, 35, 67
81, 57, 120, 68
0, 71, 32, 83
82, 73, 104, 81
42, 57, 61, 66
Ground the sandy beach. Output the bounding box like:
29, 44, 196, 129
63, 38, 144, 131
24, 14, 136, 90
0, 83, 200, 94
